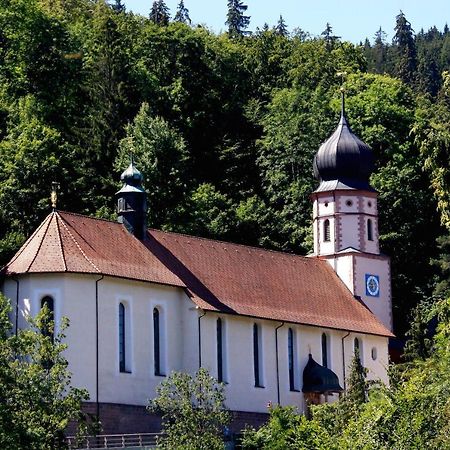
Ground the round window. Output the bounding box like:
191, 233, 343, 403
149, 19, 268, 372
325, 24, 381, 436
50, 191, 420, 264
371, 347, 377, 361
368, 201, 372, 208
324, 202, 328, 207
346, 200, 353, 207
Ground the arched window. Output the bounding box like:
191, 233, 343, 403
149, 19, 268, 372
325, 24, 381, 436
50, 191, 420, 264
41, 296, 54, 342
253, 324, 263, 387
288, 328, 298, 391
323, 219, 331, 242
153, 308, 162, 376
321, 333, 328, 368
119, 303, 126, 372
217, 318, 224, 382
367, 219, 373, 241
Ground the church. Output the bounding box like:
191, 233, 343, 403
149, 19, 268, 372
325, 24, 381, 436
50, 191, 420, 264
1, 104, 393, 433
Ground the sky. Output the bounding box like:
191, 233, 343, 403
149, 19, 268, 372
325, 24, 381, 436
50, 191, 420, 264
123, 0, 449, 44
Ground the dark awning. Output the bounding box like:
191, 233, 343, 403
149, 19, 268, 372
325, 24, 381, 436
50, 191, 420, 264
302, 354, 343, 394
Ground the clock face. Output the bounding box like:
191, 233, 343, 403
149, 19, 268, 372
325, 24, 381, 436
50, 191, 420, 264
365, 274, 380, 297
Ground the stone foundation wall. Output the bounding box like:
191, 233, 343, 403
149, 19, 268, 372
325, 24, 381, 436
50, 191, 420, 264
68, 402, 269, 436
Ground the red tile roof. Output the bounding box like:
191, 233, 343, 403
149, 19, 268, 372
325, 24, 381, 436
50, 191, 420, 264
4, 211, 393, 337
5, 212, 184, 287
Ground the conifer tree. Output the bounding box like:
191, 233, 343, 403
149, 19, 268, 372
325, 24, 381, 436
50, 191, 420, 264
110, 0, 125, 13
373, 27, 388, 73
174, 0, 191, 24
150, 0, 170, 26
226, 0, 250, 38
274, 15, 288, 37
321, 22, 340, 50
393, 11, 417, 84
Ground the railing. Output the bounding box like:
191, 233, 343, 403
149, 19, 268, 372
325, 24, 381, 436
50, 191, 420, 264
66, 433, 159, 449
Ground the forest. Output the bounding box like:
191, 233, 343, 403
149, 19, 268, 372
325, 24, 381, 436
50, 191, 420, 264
0, 0, 450, 339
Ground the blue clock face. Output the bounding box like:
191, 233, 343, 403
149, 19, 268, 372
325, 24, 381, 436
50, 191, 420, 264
365, 274, 380, 297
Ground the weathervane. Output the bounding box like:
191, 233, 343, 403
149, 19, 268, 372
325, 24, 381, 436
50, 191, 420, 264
336, 71, 348, 116
51, 182, 60, 211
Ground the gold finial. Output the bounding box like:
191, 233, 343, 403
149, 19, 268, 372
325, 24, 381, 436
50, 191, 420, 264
51, 182, 60, 210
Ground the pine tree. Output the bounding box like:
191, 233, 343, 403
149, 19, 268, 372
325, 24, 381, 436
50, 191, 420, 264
274, 15, 288, 37
373, 27, 388, 73
174, 0, 191, 24
150, 0, 170, 26
321, 22, 340, 50
393, 11, 417, 84
110, 0, 125, 13
226, 0, 250, 38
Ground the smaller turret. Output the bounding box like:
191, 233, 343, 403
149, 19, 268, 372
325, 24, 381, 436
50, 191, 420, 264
116, 158, 147, 240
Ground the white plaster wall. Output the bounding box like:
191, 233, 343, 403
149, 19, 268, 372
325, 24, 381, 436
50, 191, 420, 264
2, 273, 391, 415
338, 214, 360, 250
326, 254, 355, 293
354, 256, 393, 331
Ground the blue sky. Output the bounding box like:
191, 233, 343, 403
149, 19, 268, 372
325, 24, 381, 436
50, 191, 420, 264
123, 0, 449, 43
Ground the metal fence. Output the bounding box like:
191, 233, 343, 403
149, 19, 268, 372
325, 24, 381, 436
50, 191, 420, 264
66, 433, 159, 449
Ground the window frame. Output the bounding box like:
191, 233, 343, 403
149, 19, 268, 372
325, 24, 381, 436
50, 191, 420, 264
323, 219, 331, 242
253, 323, 264, 388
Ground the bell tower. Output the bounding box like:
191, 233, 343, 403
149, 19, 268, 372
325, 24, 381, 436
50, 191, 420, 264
116, 159, 147, 240
311, 95, 392, 331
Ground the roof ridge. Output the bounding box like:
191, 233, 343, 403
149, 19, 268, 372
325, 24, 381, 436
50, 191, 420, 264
149, 228, 311, 261
26, 213, 54, 272
55, 213, 67, 271
57, 210, 120, 225
56, 212, 101, 273
6, 213, 53, 268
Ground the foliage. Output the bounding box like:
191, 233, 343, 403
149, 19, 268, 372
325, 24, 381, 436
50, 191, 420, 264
0, 293, 91, 449
150, 0, 170, 26
148, 368, 230, 450
242, 404, 335, 450
174, 0, 191, 25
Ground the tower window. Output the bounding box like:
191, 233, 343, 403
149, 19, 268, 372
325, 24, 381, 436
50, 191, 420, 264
217, 318, 226, 382
321, 333, 328, 368
346, 200, 353, 207
40, 296, 54, 342
288, 328, 298, 391
367, 219, 374, 241
323, 219, 331, 242
253, 324, 263, 387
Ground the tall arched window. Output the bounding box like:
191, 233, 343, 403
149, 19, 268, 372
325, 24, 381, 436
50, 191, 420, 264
153, 308, 162, 376
288, 328, 297, 391
217, 318, 224, 382
119, 303, 126, 372
41, 296, 54, 342
321, 333, 328, 368
354, 337, 362, 362
323, 219, 331, 242
253, 324, 263, 387
367, 219, 373, 241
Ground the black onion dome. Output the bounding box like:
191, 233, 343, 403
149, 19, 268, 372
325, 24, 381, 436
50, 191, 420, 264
120, 160, 143, 187
313, 112, 375, 191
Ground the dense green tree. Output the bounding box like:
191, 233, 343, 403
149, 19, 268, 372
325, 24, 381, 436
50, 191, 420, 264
174, 0, 191, 24
321, 22, 340, 50
110, 0, 125, 14
0, 293, 92, 449
274, 15, 288, 37
150, 0, 170, 26
392, 11, 417, 84
226, 0, 250, 38
148, 368, 230, 450
116, 103, 189, 229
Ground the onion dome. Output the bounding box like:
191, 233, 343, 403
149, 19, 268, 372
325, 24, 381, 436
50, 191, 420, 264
302, 354, 343, 394
120, 159, 143, 188
313, 95, 374, 192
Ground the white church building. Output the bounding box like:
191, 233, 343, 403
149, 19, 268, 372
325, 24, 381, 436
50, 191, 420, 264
1, 106, 393, 433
